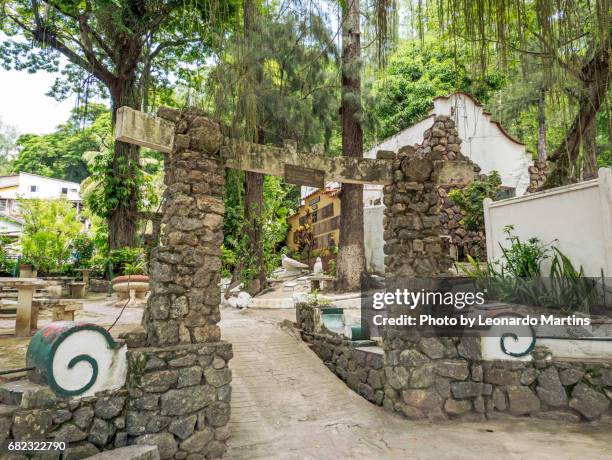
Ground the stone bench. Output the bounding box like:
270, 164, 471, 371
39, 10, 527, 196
309, 275, 335, 292
32, 298, 83, 322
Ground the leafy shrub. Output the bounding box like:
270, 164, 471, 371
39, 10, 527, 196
109, 247, 146, 277
448, 171, 502, 232
72, 233, 95, 268
19, 198, 82, 273
465, 226, 603, 312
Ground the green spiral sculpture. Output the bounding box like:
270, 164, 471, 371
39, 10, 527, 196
26, 322, 122, 397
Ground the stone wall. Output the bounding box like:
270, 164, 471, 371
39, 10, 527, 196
297, 122, 612, 423
380, 331, 611, 422
145, 107, 225, 347
296, 312, 612, 423
382, 115, 477, 278
296, 302, 386, 407
377, 127, 612, 422
301, 330, 386, 406
527, 159, 549, 193
0, 343, 231, 459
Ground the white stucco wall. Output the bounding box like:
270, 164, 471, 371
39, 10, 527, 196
484, 168, 612, 277
364, 205, 385, 274
433, 95, 532, 196
16, 173, 81, 201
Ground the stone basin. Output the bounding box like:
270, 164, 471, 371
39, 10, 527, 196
111, 275, 150, 302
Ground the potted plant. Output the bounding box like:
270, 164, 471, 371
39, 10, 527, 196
110, 248, 150, 304
18, 257, 37, 278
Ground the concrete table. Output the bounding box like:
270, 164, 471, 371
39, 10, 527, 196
75, 268, 92, 295
0, 277, 47, 337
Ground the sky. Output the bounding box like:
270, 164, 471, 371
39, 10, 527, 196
0, 68, 78, 136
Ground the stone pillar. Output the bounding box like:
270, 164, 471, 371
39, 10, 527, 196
144, 108, 225, 347
380, 116, 483, 421
121, 107, 232, 459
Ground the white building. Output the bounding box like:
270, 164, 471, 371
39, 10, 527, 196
0, 173, 82, 234
363, 92, 533, 204
302, 92, 534, 274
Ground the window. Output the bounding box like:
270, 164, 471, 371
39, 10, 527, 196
30, 185, 39, 192
61, 187, 68, 194
0, 199, 6, 212
320, 203, 334, 219
70, 188, 77, 193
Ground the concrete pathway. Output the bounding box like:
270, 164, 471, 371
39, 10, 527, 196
221, 308, 612, 460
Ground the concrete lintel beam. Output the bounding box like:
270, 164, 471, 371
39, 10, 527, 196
116, 106, 393, 185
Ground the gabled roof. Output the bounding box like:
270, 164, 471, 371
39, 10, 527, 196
431, 92, 525, 147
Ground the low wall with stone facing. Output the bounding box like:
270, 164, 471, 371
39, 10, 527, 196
381, 330, 612, 422
296, 310, 612, 422
0, 342, 231, 459
300, 330, 386, 406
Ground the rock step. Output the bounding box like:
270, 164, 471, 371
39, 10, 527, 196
86, 445, 159, 460
0, 379, 58, 408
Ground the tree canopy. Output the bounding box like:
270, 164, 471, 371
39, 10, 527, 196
11, 103, 110, 182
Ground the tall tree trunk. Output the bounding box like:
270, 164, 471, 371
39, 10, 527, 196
537, 89, 547, 161
582, 118, 598, 180
109, 77, 141, 249
544, 44, 610, 188
241, 0, 267, 295
336, 0, 365, 292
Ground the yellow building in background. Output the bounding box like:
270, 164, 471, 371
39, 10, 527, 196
287, 187, 341, 253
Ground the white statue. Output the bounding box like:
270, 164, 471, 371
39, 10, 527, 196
281, 254, 309, 273
313, 257, 323, 275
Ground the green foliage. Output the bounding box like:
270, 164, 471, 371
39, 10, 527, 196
448, 171, 502, 232
72, 233, 95, 268
11, 105, 110, 182
0, 236, 16, 275
222, 174, 299, 281
109, 247, 146, 277
293, 208, 315, 258
208, 9, 339, 151
81, 131, 161, 220
465, 226, 602, 312
496, 225, 549, 278
368, 40, 505, 141
18, 198, 82, 273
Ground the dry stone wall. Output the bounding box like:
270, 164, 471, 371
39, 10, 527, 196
297, 303, 386, 406
380, 332, 612, 422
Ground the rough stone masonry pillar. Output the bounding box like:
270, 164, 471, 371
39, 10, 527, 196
380, 117, 483, 421
122, 108, 232, 459
144, 108, 225, 346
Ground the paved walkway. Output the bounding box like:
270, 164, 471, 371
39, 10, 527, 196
221, 308, 611, 460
